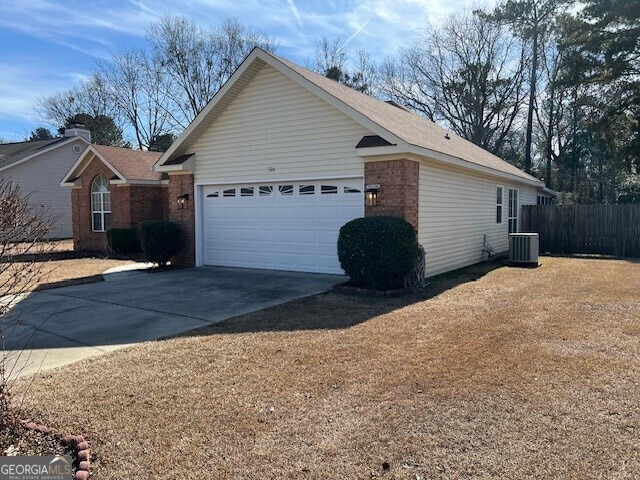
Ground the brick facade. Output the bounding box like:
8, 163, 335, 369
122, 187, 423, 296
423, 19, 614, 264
71, 158, 167, 252
167, 173, 196, 267
364, 159, 419, 229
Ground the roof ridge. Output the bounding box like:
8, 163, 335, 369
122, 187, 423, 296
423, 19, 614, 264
262, 49, 540, 184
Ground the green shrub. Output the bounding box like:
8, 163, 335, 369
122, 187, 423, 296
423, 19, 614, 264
337, 216, 420, 290
106, 228, 137, 255
139, 220, 180, 267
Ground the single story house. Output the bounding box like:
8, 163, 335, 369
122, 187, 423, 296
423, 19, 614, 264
147, 48, 552, 276
61, 145, 167, 252
0, 128, 91, 238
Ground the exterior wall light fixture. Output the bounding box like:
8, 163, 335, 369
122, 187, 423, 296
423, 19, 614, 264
365, 184, 380, 207
177, 193, 189, 209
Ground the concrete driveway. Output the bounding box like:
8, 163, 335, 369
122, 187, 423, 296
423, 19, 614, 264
3, 267, 344, 377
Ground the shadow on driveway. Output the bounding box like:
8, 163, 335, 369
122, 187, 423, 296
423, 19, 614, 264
4, 260, 507, 377
2, 267, 345, 376
169, 260, 508, 338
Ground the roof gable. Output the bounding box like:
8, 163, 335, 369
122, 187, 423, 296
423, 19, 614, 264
0, 137, 89, 171
62, 145, 164, 186
157, 48, 542, 186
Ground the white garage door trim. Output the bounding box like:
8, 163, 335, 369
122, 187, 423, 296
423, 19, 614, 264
200, 178, 363, 274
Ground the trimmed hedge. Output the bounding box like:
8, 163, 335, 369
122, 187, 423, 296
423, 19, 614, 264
139, 220, 180, 267
337, 216, 419, 290
106, 228, 137, 255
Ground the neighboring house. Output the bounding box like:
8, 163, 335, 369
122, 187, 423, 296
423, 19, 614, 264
148, 48, 554, 276
0, 128, 91, 238
61, 145, 167, 252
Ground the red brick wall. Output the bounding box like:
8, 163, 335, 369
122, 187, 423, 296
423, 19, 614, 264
128, 185, 167, 228
113, 185, 131, 229
364, 159, 419, 229
167, 173, 195, 267
71, 158, 168, 253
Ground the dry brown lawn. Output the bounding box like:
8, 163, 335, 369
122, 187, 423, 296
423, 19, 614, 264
14, 257, 640, 479
1, 240, 135, 292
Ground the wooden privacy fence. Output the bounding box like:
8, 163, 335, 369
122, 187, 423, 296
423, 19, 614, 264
522, 204, 640, 257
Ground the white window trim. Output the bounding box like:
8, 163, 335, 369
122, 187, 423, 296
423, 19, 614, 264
91, 176, 111, 232
496, 186, 503, 224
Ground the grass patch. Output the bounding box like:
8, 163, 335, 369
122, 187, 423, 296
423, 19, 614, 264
13, 257, 640, 479
0, 240, 137, 292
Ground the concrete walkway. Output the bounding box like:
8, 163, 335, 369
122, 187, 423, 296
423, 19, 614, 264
3, 267, 344, 377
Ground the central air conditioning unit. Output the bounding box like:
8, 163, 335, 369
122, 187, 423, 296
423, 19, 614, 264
509, 233, 539, 267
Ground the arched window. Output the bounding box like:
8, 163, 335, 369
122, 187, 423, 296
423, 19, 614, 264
91, 176, 111, 232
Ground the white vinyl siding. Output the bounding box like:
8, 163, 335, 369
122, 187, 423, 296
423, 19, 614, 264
1, 139, 85, 238
418, 160, 538, 277
191, 65, 370, 184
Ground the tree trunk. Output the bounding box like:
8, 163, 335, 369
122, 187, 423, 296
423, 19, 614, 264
524, 27, 538, 174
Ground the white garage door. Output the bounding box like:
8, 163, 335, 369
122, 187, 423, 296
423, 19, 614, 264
202, 178, 364, 274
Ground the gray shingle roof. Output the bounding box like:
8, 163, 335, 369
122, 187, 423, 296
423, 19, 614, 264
91, 145, 163, 181
274, 52, 541, 184
158, 48, 543, 185
0, 137, 67, 169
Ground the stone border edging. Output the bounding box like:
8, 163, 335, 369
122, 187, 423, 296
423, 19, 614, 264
22, 421, 90, 480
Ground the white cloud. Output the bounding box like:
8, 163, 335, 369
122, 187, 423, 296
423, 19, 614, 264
0, 0, 499, 136
286, 0, 304, 27
0, 63, 86, 123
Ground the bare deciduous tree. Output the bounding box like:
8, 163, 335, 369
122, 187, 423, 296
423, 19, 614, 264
97, 48, 172, 150
148, 16, 278, 129
313, 36, 377, 94
379, 11, 528, 157
36, 74, 120, 130
0, 179, 54, 431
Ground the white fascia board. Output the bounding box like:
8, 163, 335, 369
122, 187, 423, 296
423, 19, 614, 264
359, 144, 544, 188
355, 145, 407, 157
111, 179, 164, 186
539, 186, 559, 196
61, 145, 93, 183
155, 155, 195, 173
1, 136, 90, 173
155, 48, 403, 172
154, 51, 264, 170
61, 145, 125, 184
60, 179, 82, 188
410, 146, 544, 187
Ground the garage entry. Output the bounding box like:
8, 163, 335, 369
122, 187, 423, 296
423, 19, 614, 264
201, 178, 364, 274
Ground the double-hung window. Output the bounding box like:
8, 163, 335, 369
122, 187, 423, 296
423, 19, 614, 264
496, 187, 503, 224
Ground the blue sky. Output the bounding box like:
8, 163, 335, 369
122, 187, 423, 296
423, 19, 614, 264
0, 0, 493, 142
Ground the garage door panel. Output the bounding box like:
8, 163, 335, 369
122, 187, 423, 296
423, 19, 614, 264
277, 229, 297, 243
318, 229, 339, 244
298, 230, 317, 243
258, 229, 276, 241
319, 254, 340, 269
342, 205, 364, 218
276, 252, 297, 266
202, 178, 363, 274
297, 206, 317, 219
318, 206, 340, 219
298, 254, 318, 267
